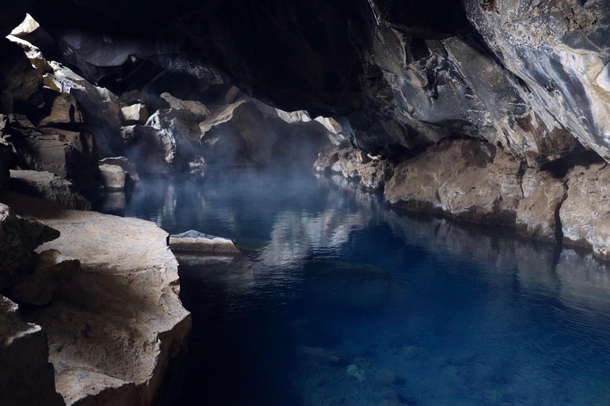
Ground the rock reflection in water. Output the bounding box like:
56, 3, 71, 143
122, 170, 610, 406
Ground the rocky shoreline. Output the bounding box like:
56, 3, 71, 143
0, 191, 191, 406
315, 139, 610, 261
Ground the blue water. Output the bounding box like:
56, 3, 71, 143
118, 170, 610, 406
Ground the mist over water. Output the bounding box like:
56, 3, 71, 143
112, 169, 610, 406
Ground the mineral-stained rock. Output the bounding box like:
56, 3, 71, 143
10, 125, 101, 192
560, 164, 610, 259
9, 169, 91, 210
99, 164, 127, 191
0, 295, 64, 406
516, 169, 566, 242
385, 140, 523, 225
0, 191, 191, 406
120, 103, 149, 125
10, 249, 81, 306
0, 202, 59, 291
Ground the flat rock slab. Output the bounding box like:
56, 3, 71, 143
169, 230, 241, 255
0, 191, 191, 406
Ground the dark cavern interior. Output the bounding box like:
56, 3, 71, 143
3, 1, 610, 405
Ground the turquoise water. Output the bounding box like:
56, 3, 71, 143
120, 170, 610, 406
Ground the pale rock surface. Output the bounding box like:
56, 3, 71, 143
0, 295, 64, 406
10, 249, 81, 306
99, 156, 139, 181
516, 169, 566, 242
560, 164, 610, 259
0, 191, 191, 406
120, 103, 149, 125
169, 230, 241, 254
99, 164, 127, 191
385, 140, 523, 225
9, 169, 91, 210
160, 92, 210, 118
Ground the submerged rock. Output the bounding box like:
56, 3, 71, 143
169, 230, 241, 255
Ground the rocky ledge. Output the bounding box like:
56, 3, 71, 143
315, 139, 610, 261
0, 191, 191, 406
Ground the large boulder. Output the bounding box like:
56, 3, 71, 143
120, 103, 149, 125
0, 191, 191, 406
122, 125, 173, 175
560, 163, 610, 259
9, 169, 91, 210
99, 164, 127, 191
384, 140, 523, 225
0, 202, 59, 291
0, 295, 64, 406
516, 169, 567, 242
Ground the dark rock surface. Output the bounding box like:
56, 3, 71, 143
0, 202, 59, 291
0, 295, 65, 406
9, 169, 92, 210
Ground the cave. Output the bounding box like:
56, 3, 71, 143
3, 1, 610, 405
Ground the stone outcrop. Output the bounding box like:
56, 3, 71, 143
9, 169, 91, 210
0, 295, 64, 406
120, 103, 149, 125
385, 140, 524, 225
314, 147, 393, 191
0, 202, 59, 291
560, 164, 610, 259
99, 163, 127, 191
169, 230, 241, 254
10, 249, 81, 306
0, 191, 191, 406
8, 117, 101, 192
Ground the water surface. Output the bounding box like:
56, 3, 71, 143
118, 170, 610, 406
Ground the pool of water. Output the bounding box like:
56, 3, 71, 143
117, 169, 610, 406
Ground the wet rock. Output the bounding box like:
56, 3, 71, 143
516, 169, 566, 242
346, 364, 367, 383
0, 202, 60, 291
0, 191, 191, 406
120, 103, 149, 125
9, 169, 91, 210
0, 295, 64, 406
10, 249, 81, 306
385, 140, 523, 225
10, 124, 101, 192
169, 230, 241, 254
560, 164, 610, 258
99, 164, 127, 191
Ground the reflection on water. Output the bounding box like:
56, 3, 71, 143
117, 169, 610, 406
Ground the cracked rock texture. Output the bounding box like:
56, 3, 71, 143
0, 191, 192, 406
